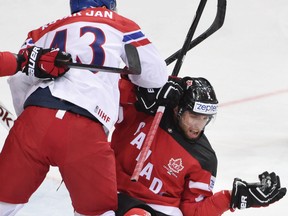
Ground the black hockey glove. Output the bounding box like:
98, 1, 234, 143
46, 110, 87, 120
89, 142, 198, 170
156, 80, 184, 108
135, 86, 159, 115
230, 171, 286, 210
18, 46, 72, 79
135, 80, 183, 115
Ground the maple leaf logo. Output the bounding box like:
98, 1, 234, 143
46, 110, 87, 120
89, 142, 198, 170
168, 158, 184, 173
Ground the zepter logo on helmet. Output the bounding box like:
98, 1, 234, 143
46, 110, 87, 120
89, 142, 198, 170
70, 0, 117, 14
179, 77, 219, 116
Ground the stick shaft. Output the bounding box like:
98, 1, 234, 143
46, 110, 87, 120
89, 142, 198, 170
130, 106, 165, 182
166, 0, 227, 66
56, 44, 141, 75
172, 0, 207, 76
60, 62, 140, 74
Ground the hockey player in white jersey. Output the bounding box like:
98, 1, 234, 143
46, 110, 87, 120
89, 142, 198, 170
0, 0, 168, 215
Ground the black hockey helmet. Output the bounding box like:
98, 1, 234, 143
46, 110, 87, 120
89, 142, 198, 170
178, 77, 218, 117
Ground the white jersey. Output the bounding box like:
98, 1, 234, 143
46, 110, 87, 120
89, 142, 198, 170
8, 8, 167, 131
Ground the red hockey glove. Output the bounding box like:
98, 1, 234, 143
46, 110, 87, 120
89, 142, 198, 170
18, 46, 72, 79
230, 171, 286, 210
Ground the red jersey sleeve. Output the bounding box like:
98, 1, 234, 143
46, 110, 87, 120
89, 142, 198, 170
180, 190, 231, 216
0, 52, 18, 77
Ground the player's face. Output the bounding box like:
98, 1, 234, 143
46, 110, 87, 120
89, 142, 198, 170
178, 111, 210, 139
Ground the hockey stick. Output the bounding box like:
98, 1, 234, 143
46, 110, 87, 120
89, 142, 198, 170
1, 44, 140, 131
166, 0, 227, 68
0, 101, 16, 130
171, 0, 207, 76
56, 44, 141, 75
131, 106, 165, 182
131, 0, 210, 182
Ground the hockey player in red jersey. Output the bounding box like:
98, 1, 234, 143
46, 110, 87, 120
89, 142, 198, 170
111, 77, 286, 216
0, 0, 168, 215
